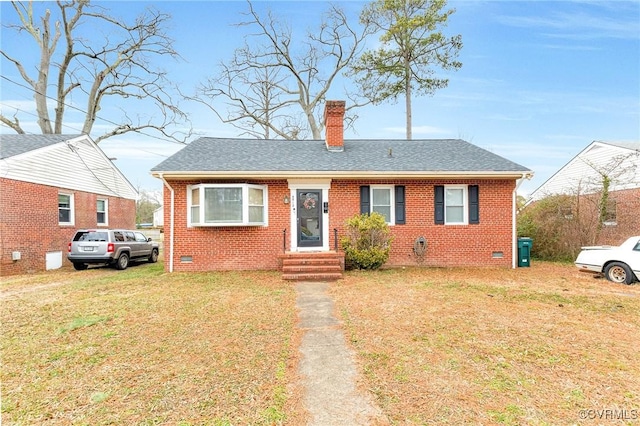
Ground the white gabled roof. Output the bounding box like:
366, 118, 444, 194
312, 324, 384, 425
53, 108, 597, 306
529, 140, 640, 201
0, 134, 138, 200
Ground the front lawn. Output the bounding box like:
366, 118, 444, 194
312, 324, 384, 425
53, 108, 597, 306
2, 262, 639, 425
332, 263, 640, 425
1, 264, 304, 425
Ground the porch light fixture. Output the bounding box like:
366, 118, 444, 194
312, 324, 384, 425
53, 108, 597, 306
283, 195, 290, 204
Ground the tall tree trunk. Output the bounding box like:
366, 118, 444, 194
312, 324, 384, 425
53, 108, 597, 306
35, 10, 54, 134
405, 55, 412, 140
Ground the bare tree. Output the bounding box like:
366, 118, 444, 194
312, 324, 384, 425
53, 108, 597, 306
1, 0, 191, 143
136, 187, 162, 224
194, 1, 373, 140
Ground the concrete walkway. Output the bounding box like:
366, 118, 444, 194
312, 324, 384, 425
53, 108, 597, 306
295, 281, 386, 425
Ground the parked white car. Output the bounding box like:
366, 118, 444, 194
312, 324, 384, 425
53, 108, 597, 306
575, 236, 640, 285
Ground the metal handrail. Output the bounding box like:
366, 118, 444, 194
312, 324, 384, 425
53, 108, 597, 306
283, 228, 287, 252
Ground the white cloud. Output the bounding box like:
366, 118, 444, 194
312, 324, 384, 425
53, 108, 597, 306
495, 9, 639, 40
0, 99, 39, 113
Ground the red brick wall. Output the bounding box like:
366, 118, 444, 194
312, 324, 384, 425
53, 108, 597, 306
324, 101, 346, 149
596, 187, 640, 245
330, 180, 515, 268
163, 178, 516, 272
162, 180, 290, 272
0, 178, 136, 275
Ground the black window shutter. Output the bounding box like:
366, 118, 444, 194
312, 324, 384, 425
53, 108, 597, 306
395, 186, 406, 225
469, 185, 479, 224
360, 186, 370, 215
434, 185, 444, 225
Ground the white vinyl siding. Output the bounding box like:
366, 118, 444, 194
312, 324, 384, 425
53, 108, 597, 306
529, 142, 640, 201
0, 136, 138, 200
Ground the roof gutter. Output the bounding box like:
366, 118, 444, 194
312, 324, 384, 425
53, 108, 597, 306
150, 170, 531, 180
513, 172, 534, 268
158, 173, 175, 273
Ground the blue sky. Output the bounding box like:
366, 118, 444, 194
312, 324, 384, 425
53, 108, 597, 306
1, 0, 639, 196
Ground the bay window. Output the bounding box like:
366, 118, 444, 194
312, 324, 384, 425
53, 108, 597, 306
188, 184, 267, 226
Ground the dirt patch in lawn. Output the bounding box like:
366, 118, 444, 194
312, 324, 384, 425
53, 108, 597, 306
331, 262, 640, 425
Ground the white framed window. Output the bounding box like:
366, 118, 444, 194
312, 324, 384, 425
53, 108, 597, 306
190, 187, 200, 223
188, 184, 268, 226
445, 186, 467, 225
97, 198, 108, 226
58, 193, 74, 225
603, 198, 617, 226
370, 185, 395, 224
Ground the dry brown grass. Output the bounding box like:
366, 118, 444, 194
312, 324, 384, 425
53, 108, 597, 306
3, 261, 639, 425
1, 263, 306, 425
331, 262, 640, 425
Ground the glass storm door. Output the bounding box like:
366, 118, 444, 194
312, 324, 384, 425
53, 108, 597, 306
297, 190, 322, 247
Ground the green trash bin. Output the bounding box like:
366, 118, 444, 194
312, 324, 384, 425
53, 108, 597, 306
517, 237, 533, 267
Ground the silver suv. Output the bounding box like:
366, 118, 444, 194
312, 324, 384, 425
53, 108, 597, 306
68, 229, 159, 271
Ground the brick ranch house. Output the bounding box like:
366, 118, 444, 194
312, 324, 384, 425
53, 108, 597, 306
0, 134, 137, 275
151, 101, 533, 279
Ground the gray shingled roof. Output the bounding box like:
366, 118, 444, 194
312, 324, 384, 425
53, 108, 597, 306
0, 134, 82, 159
151, 138, 531, 174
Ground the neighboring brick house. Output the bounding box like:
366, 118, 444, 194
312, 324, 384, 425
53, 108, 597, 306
151, 101, 533, 278
0, 134, 138, 275
528, 141, 640, 245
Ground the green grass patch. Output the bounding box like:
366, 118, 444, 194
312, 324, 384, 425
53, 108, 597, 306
488, 404, 525, 425
58, 315, 109, 334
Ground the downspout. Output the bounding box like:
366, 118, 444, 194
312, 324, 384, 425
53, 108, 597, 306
159, 173, 175, 273
512, 173, 532, 268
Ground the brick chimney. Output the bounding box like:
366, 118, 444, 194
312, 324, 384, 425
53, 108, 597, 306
324, 100, 345, 152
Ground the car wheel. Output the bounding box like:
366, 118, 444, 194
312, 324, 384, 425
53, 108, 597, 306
73, 262, 88, 271
604, 262, 634, 285
148, 248, 159, 263
116, 253, 129, 270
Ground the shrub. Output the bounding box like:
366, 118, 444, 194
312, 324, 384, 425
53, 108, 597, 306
340, 212, 392, 270
517, 194, 591, 262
